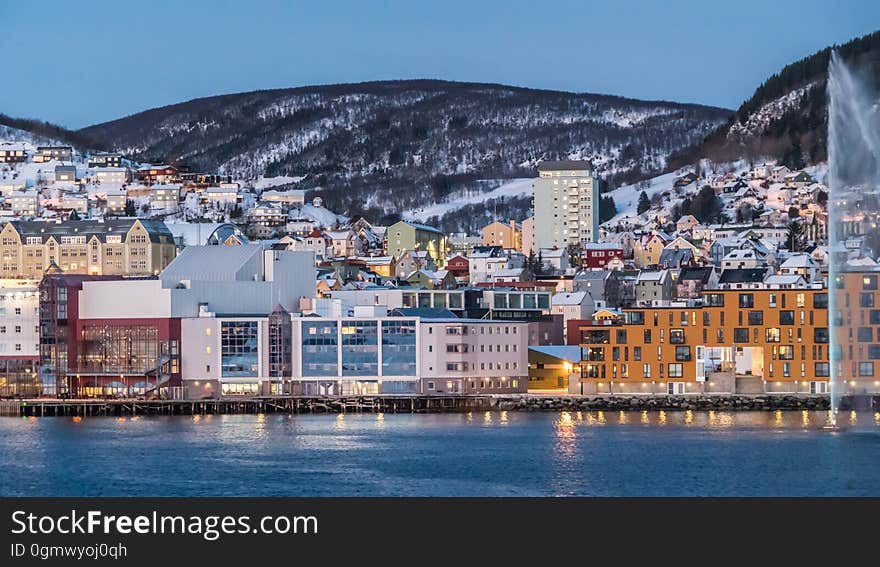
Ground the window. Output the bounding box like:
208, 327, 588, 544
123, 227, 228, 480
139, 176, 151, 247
669, 329, 685, 344
858, 327, 874, 342
765, 328, 781, 342
779, 311, 795, 325
859, 362, 874, 377
814, 363, 830, 377
426, 381, 434, 390
748, 311, 763, 325
734, 328, 749, 343
616, 329, 627, 344
643, 329, 652, 344
704, 293, 723, 307
643, 364, 651, 378
778, 346, 794, 360
703, 311, 710, 326
675, 346, 691, 361
739, 294, 754, 308
814, 328, 829, 344
860, 293, 875, 308
863, 275, 878, 290
633, 346, 642, 361
668, 364, 683, 378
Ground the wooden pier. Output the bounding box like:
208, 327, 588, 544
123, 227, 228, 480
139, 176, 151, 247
0, 395, 496, 418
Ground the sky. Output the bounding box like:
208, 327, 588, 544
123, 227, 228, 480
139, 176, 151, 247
1, 0, 878, 129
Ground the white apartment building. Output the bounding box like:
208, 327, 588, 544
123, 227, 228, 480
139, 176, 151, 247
419, 318, 528, 395
0, 280, 39, 358
533, 161, 599, 249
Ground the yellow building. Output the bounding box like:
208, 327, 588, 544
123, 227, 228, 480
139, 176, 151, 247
570, 287, 830, 395
481, 220, 522, 250
634, 232, 669, 267
0, 219, 176, 279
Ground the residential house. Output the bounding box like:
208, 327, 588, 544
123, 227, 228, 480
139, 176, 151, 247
386, 221, 448, 267
633, 231, 670, 268
87, 153, 123, 168
136, 165, 179, 185
481, 220, 522, 250
445, 255, 469, 280
0, 143, 27, 163
551, 291, 596, 342
582, 242, 623, 269
54, 165, 77, 183
395, 249, 435, 278
33, 146, 72, 163
635, 270, 673, 305
675, 214, 700, 233
675, 266, 718, 300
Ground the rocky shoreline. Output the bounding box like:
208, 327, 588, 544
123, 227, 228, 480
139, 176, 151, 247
493, 394, 855, 412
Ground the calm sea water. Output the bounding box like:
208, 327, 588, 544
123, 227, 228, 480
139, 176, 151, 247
1, 410, 879, 496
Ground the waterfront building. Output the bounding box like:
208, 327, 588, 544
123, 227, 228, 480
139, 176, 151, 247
532, 160, 599, 249
0, 279, 40, 396
41, 245, 315, 397
0, 218, 176, 279
568, 286, 830, 395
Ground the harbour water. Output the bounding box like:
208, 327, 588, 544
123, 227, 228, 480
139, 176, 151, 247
1, 411, 879, 497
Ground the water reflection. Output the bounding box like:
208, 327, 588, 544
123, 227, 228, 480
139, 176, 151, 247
544, 410, 880, 429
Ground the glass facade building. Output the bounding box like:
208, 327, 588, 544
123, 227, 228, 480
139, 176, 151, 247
220, 321, 259, 377
381, 320, 417, 376
301, 320, 338, 376
340, 320, 378, 376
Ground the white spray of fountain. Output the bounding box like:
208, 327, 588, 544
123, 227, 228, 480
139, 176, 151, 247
827, 50, 880, 423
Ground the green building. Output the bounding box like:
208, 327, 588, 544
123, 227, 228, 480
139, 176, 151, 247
386, 221, 448, 267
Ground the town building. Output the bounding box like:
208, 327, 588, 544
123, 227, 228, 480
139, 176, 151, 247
386, 221, 448, 268
0, 279, 40, 396
0, 143, 27, 163
33, 146, 73, 163
533, 160, 599, 249
87, 153, 123, 168
568, 287, 830, 395
0, 218, 176, 279
481, 220, 522, 250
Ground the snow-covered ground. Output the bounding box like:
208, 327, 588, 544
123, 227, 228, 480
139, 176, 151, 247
294, 203, 348, 228
253, 175, 306, 190
602, 159, 753, 226
402, 178, 532, 221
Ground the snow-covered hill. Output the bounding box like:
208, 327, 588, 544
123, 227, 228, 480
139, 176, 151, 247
78, 80, 731, 226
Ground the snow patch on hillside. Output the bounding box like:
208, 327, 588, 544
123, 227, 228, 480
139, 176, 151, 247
402, 178, 532, 221
253, 175, 306, 190
728, 82, 819, 140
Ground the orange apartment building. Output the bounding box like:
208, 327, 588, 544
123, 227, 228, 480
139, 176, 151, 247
831, 270, 880, 396
569, 287, 832, 395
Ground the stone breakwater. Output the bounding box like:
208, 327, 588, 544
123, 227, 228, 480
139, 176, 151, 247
494, 395, 844, 412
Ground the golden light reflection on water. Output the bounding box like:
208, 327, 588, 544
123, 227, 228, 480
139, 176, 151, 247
500, 411, 508, 424
875, 412, 880, 426
466, 411, 473, 422
619, 411, 627, 424
554, 412, 576, 459
192, 414, 201, 422
658, 411, 667, 426
850, 411, 858, 426
72, 416, 82, 423
802, 411, 810, 427
484, 411, 492, 424
774, 410, 783, 426
597, 411, 606, 425
685, 410, 694, 425
641, 410, 649, 424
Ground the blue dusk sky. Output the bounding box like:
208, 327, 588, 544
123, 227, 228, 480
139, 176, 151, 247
1, 0, 877, 128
